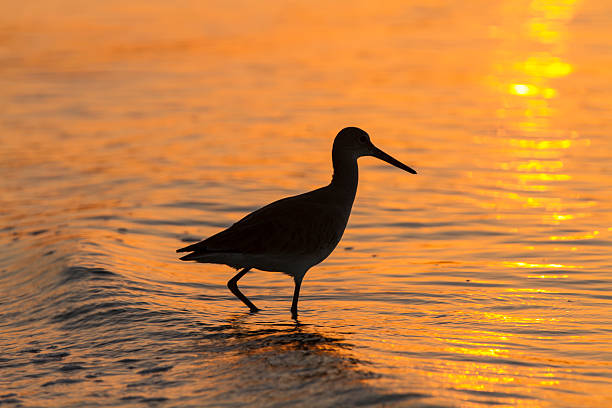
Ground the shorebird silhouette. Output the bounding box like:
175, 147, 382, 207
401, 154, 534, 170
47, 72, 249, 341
177, 127, 416, 319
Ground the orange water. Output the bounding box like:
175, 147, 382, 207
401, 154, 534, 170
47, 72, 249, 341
1, 1, 611, 407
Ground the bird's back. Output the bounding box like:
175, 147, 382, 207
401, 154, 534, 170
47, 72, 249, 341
177, 185, 353, 273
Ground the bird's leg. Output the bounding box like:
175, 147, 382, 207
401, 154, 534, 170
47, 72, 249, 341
290, 274, 304, 320
227, 268, 259, 313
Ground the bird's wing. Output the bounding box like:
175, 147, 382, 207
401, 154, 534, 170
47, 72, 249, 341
177, 190, 346, 256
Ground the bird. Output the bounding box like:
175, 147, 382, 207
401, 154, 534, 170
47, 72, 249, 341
177, 127, 417, 319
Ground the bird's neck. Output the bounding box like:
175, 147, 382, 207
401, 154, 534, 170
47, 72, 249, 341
330, 150, 358, 202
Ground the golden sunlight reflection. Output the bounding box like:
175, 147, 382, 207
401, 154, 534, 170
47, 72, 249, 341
509, 83, 539, 96
550, 230, 599, 240
503, 261, 581, 268
486, 0, 590, 232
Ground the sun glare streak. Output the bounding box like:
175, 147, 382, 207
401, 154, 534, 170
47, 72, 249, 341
499, 160, 563, 172
488, 0, 582, 230
550, 231, 600, 240
552, 213, 572, 220
504, 261, 574, 268
510, 83, 538, 95
508, 139, 572, 149
520, 55, 572, 78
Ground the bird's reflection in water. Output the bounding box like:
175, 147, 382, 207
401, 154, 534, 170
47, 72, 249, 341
198, 313, 429, 407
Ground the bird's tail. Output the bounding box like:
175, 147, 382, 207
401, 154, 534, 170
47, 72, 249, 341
178, 252, 201, 261
176, 242, 201, 253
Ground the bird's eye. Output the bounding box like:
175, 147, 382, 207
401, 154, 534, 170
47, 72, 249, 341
359, 136, 367, 143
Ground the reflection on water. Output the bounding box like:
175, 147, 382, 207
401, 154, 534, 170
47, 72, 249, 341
1, 0, 612, 407
207, 316, 427, 407
488, 0, 580, 218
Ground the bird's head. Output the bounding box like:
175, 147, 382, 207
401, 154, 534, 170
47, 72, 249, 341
333, 127, 417, 174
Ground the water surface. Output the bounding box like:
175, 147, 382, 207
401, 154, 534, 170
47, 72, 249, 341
1, 1, 611, 407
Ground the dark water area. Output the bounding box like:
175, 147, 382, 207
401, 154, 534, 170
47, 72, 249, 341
2, 0, 612, 407
1, 261, 426, 407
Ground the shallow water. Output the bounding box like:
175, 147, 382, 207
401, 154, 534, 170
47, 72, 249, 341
1, 1, 611, 407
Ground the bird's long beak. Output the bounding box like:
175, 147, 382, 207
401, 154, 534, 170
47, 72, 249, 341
370, 144, 417, 174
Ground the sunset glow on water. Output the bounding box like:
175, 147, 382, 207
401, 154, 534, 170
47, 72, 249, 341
1, 1, 611, 407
